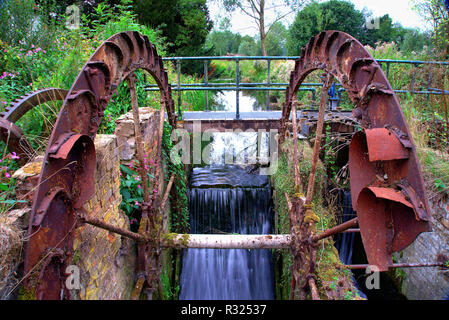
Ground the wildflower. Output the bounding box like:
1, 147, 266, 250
135, 176, 140, 181
153, 189, 157, 193
5, 172, 10, 178
138, 185, 142, 189
129, 162, 133, 169
135, 201, 139, 206
10, 152, 20, 160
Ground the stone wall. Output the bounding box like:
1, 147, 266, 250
13, 134, 136, 300
73, 135, 136, 300
115, 108, 160, 166
396, 195, 449, 300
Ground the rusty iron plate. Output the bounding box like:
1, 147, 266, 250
364, 128, 410, 161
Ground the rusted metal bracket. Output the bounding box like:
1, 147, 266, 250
311, 217, 358, 242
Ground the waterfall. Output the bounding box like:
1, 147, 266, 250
335, 190, 367, 299
335, 190, 356, 265
179, 166, 274, 300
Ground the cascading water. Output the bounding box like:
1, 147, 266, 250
179, 166, 274, 300
179, 91, 274, 300
334, 190, 367, 299
335, 190, 356, 265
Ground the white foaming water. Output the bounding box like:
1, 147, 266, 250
208, 91, 270, 166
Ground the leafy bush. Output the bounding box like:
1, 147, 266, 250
119, 159, 156, 230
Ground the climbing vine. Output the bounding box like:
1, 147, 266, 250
161, 122, 190, 300
162, 122, 189, 233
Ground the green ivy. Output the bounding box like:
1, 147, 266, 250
119, 161, 155, 231
162, 122, 189, 233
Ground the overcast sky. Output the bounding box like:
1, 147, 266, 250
207, 0, 428, 36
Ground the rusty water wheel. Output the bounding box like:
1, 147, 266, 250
23, 31, 176, 300
282, 30, 431, 272
0, 88, 68, 166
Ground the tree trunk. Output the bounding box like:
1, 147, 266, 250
259, 0, 267, 56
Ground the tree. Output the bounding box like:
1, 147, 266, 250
133, 0, 213, 73
220, 0, 306, 56
0, 0, 37, 46
263, 21, 288, 55
238, 35, 257, 55
206, 17, 242, 55
206, 30, 242, 55
399, 28, 433, 53
286, 0, 365, 55
363, 14, 400, 47
413, 0, 449, 56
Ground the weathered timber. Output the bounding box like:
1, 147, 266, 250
312, 218, 359, 242
79, 213, 295, 249
344, 262, 448, 270
291, 99, 302, 192
305, 74, 333, 205
161, 234, 292, 249
160, 174, 175, 211
80, 216, 150, 243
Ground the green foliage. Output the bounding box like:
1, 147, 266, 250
399, 28, 433, 53
99, 71, 150, 134
287, 0, 430, 55
162, 122, 189, 233
238, 36, 258, 56
362, 14, 400, 47
271, 151, 294, 299
206, 30, 242, 56
119, 161, 156, 229
206, 21, 287, 56
263, 22, 288, 56
133, 0, 213, 74
287, 0, 365, 55
414, 0, 449, 56
0, 0, 53, 47
160, 267, 174, 300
